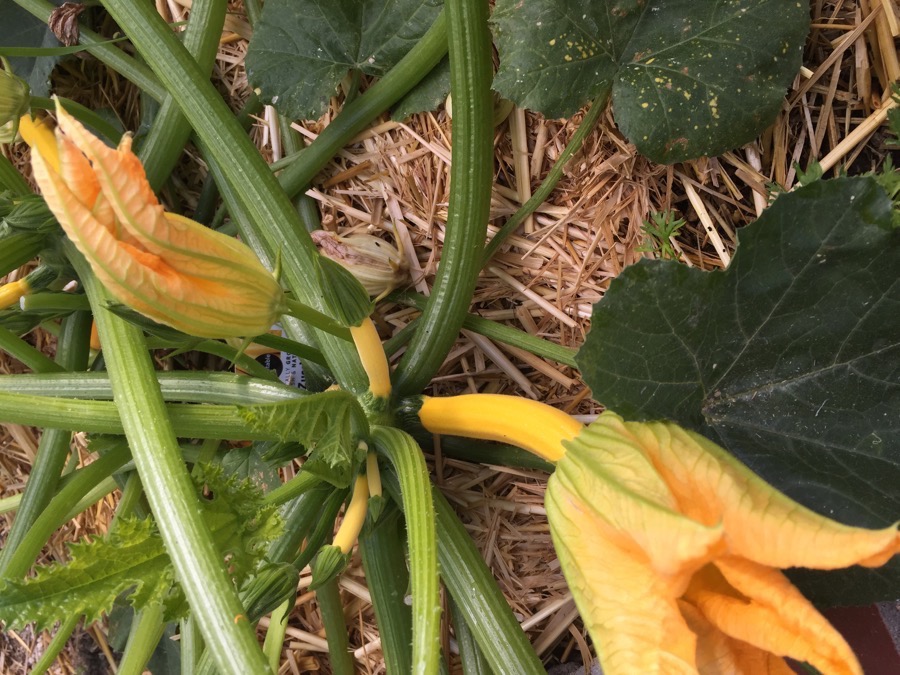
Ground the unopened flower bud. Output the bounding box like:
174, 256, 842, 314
0, 66, 30, 143
311, 230, 408, 298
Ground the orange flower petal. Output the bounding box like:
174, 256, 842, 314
684, 558, 862, 675
626, 420, 899, 569
679, 600, 794, 674
560, 415, 724, 577
547, 475, 699, 674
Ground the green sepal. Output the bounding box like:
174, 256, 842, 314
315, 255, 374, 327
309, 545, 349, 590
367, 494, 386, 524
240, 562, 300, 622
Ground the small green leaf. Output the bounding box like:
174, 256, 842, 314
0, 518, 176, 629
492, 0, 808, 162
246, 0, 443, 119
576, 177, 899, 604
0, 1, 65, 97
238, 390, 367, 487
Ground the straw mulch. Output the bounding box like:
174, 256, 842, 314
2, 0, 898, 672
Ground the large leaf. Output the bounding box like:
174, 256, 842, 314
0, 472, 281, 628
246, 0, 443, 120
576, 177, 899, 604
492, 0, 808, 163
0, 1, 66, 97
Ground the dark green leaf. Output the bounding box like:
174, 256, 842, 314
576, 177, 899, 604
220, 442, 283, 494
0, 1, 66, 97
492, 0, 808, 162
392, 57, 450, 119
246, 0, 443, 119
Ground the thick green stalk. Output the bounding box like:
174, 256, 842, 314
98, 0, 365, 392
266, 482, 332, 562
13, 0, 166, 101
450, 596, 494, 675
0, 325, 64, 373
0, 311, 90, 577
264, 470, 321, 508
30, 613, 80, 675
70, 246, 271, 674
394, 0, 494, 395
0, 371, 305, 404
383, 472, 544, 674
262, 600, 290, 672
275, 12, 448, 199
117, 603, 166, 675
372, 426, 440, 675
20, 291, 92, 312
0, 440, 130, 579
317, 577, 354, 675
293, 488, 348, 571
137, 0, 225, 190
481, 95, 607, 264
360, 505, 413, 675
0, 153, 30, 195
0, 392, 280, 439
395, 291, 578, 367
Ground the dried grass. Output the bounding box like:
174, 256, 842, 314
1, 0, 897, 672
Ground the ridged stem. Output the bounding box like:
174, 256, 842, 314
317, 577, 354, 675
0, 311, 90, 577
70, 243, 271, 673
372, 426, 440, 675
394, 0, 494, 394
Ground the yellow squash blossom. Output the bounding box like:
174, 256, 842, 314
21, 100, 284, 338
546, 412, 899, 675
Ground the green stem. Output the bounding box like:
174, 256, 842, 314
99, 0, 365, 393
0, 440, 130, 579
360, 504, 413, 675
0, 311, 90, 577
180, 617, 203, 675
31, 96, 123, 144
293, 488, 347, 571
317, 577, 354, 675
383, 472, 545, 675
0, 391, 282, 440
262, 599, 290, 672
372, 426, 440, 675
117, 603, 166, 675
275, 12, 448, 199
283, 297, 352, 340
136, 0, 225, 190
0, 325, 65, 373
0, 371, 306, 404
252, 332, 325, 367
263, 470, 321, 508
450, 595, 494, 675
394, 291, 578, 367
29, 614, 80, 675
13, 0, 167, 101
481, 95, 607, 264
70, 244, 271, 674
20, 291, 92, 313
266, 482, 332, 563
0, 153, 31, 195
394, 0, 494, 395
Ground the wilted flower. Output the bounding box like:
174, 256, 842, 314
21, 100, 285, 338
311, 230, 407, 298
0, 65, 29, 144
546, 412, 899, 675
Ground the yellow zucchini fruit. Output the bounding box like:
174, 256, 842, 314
350, 318, 391, 398
417, 394, 583, 463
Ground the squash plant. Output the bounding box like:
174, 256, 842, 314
0, 1, 898, 674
